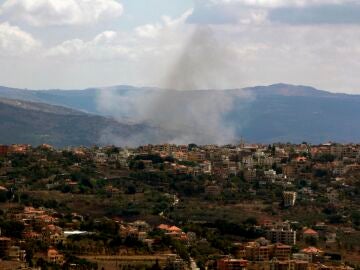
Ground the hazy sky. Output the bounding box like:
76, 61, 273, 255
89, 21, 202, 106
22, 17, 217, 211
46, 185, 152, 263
0, 0, 360, 93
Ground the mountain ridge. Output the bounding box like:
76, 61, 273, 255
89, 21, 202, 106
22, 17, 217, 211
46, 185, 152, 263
0, 97, 166, 147
1, 83, 360, 145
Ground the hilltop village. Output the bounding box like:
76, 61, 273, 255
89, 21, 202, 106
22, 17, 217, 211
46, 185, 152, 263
0, 142, 359, 270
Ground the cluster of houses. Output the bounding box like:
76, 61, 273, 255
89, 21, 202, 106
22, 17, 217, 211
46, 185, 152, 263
3, 142, 360, 184
217, 220, 352, 270
133, 142, 360, 179
217, 257, 353, 270
1, 142, 360, 269
0, 205, 356, 270
0, 206, 88, 267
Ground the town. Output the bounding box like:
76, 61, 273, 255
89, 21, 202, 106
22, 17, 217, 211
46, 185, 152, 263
0, 142, 359, 270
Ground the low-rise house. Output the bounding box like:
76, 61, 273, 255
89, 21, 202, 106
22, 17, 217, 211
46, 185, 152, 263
303, 228, 319, 240
270, 259, 309, 270
42, 224, 66, 245
300, 247, 324, 262
8, 246, 25, 261
325, 233, 337, 244
218, 258, 248, 270
157, 224, 187, 241
200, 161, 212, 174
47, 248, 64, 265
244, 169, 257, 181
94, 152, 108, 163
245, 240, 272, 261
293, 253, 312, 262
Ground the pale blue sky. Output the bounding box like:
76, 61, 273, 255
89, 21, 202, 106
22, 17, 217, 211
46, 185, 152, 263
120, 0, 194, 28
1, 0, 360, 93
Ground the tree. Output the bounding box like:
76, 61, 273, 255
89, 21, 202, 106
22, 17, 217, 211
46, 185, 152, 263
244, 217, 258, 226
188, 144, 198, 150
0, 220, 25, 238
151, 260, 162, 270
125, 185, 136, 195
305, 236, 318, 246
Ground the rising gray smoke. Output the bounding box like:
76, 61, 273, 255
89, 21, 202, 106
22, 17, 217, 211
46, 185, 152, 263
97, 26, 253, 146
163, 26, 238, 91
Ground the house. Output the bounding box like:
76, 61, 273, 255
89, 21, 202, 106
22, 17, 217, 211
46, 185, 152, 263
0, 237, 11, 258
273, 243, 292, 261
8, 246, 25, 261
300, 247, 323, 262
245, 241, 272, 261
200, 161, 212, 174
157, 224, 187, 241
270, 259, 308, 270
244, 169, 257, 181
0, 145, 9, 156
42, 224, 66, 244
303, 228, 319, 240
325, 233, 337, 244
293, 253, 312, 262
47, 248, 64, 265
217, 258, 248, 270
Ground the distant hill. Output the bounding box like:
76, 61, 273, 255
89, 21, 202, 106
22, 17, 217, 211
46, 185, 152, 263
1, 83, 360, 144
0, 98, 165, 147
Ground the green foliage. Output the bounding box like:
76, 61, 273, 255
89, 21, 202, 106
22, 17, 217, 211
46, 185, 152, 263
80, 218, 119, 236
314, 153, 336, 163
351, 210, 360, 226
188, 144, 198, 150
0, 219, 25, 238
305, 236, 318, 246
129, 160, 145, 170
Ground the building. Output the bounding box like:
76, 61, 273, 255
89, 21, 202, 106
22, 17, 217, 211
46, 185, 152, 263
270, 260, 308, 270
273, 244, 292, 261
188, 151, 206, 162
47, 248, 64, 265
303, 228, 319, 240
0, 237, 11, 258
293, 253, 312, 262
0, 145, 9, 156
266, 228, 296, 245
245, 242, 271, 261
166, 255, 187, 270
157, 224, 187, 241
283, 191, 297, 207
8, 246, 25, 261
244, 168, 257, 181
300, 247, 323, 262
218, 258, 248, 270
42, 224, 66, 244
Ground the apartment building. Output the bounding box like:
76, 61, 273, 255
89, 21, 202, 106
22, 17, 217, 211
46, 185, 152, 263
283, 191, 297, 207
218, 258, 248, 270
266, 226, 297, 245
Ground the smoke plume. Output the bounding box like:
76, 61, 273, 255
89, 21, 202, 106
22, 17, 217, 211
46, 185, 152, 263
97, 26, 252, 146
